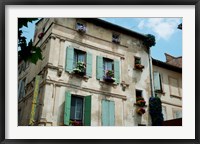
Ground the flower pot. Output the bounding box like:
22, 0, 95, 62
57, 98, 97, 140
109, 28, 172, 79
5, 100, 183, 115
73, 69, 85, 76
104, 76, 115, 83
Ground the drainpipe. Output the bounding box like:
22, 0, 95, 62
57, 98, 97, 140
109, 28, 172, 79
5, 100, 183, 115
148, 48, 155, 97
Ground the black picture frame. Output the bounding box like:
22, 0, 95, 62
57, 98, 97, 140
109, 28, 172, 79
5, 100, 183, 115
0, 0, 199, 144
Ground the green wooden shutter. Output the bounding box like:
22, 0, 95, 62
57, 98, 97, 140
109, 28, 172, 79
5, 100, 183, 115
84, 95, 91, 126
109, 101, 115, 126
114, 59, 120, 84
153, 72, 161, 91
64, 91, 71, 125
102, 100, 109, 126
65, 46, 74, 73
96, 56, 104, 80
86, 52, 92, 77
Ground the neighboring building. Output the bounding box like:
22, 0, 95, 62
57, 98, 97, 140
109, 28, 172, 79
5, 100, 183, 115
18, 18, 153, 126
152, 54, 182, 121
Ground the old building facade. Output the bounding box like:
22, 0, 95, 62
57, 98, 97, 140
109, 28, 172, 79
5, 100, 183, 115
152, 55, 182, 121
18, 18, 182, 126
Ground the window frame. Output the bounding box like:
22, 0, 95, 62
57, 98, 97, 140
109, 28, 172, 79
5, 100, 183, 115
70, 95, 84, 122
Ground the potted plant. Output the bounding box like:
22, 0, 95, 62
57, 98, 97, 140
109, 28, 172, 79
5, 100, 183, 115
136, 107, 146, 115
73, 61, 86, 76
77, 25, 86, 33
136, 97, 146, 107
69, 120, 82, 126
104, 70, 116, 83
38, 32, 44, 39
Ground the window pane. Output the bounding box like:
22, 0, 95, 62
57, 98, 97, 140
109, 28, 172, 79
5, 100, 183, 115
70, 96, 83, 121
70, 97, 76, 120
75, 98, 83, 120
78, 53, 85, 63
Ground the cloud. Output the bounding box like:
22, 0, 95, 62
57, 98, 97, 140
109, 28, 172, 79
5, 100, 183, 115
137, 18, 181, 40
138, 20, 145, 29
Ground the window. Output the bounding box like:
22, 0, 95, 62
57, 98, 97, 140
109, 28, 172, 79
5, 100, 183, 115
65, 46, 92, 77
96, 56, 120, 84
136, 89, 142, 97
101, 100, 115, 126
173, 110, 182, 119
135, 90, 146, 107
18, 78, 26, 100
169, 77, 180, 97
135, 57, 141, 65
64, 92, 91, 126
70, 96, 84, 123
74, 49, 86, 68
103, 58, 114, 75
112, 33, 120, 44
76, 22, 86, 33
162, 106, 167, 121
134, 57, 144, 70
153, 72, 163, 93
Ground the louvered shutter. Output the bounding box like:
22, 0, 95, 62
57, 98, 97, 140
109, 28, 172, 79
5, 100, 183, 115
153, 72, 162, 91
96, 56, 103, 80
114, 59, 120, 84
109, 101, 115, 126
86, 52, 92, 77
84, 95, 91, 126
64, 91, 71, 125
65, 46, 74, 73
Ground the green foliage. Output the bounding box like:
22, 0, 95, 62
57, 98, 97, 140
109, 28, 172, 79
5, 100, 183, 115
73, 61, 86, 73
149, 96, 164, 126
18, 18, 43, 64
143, 34, 156, 48
106, 70, 114, 77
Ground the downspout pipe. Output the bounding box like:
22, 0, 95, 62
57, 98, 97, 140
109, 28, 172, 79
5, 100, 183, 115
148, 48, 155, 97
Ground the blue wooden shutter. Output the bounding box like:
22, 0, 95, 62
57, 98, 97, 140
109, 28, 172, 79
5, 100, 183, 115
153, 72, 161, 91
109, 101, 115, 126
86, 52, 92, 77
102, 100, 109, 126
114, 59, 120, 84
96, 56, 104, 80
64, 91, 71, 125
65, 46, 74, 73
84, 95, 91, 126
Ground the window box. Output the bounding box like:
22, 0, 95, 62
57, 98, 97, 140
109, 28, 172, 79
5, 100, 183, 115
73, 61, 86, 76
135, 64, 144, 69
104, 70, 116, 83
69, 120, 83, 126
136, 107, 146, 115
76, 23, 86, 33
136, 97, 146, 107
112, 33, 120, 44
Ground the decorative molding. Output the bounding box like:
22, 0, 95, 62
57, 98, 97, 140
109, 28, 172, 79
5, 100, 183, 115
121, 80, 129, 91
51, 33, 125, 59
46, 79, 127, 100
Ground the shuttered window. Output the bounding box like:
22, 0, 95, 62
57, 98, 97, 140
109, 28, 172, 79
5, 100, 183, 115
65, 46, 92, 77
153, 72, 162, 92
64, 92, 91, 126
102, 100, 115, 126
96, 56, 120, 84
